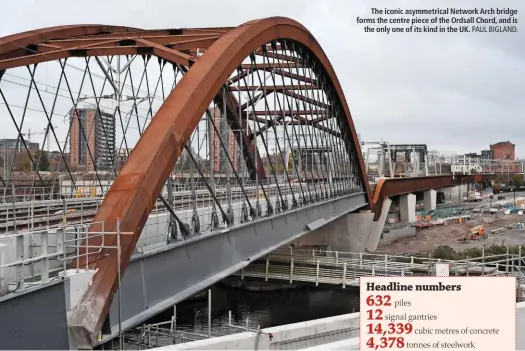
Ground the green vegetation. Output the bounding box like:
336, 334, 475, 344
513, 174, 524, 187
428, 244, 525, 261
34, 150, 50, 171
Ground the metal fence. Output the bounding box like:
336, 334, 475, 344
115, 307, 263, 350
270, 327, 357, 350
235, 248, 525, 289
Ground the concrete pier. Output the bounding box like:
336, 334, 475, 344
441, 184, 468, 202
399, 193, 416, 222
423, 189, 436, 211
366, 198, 392, 251
296, 211, 374, 252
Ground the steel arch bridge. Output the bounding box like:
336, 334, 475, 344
0, 17, 371, 346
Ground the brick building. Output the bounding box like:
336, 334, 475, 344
69, 108, 116, 171
490, 141, 515, 160
209, 107, 238, 173
487, 141, 520, 173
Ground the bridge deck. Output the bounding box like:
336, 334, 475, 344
0, 192, 368, 347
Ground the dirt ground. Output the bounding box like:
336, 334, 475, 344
377, 214, 525, 255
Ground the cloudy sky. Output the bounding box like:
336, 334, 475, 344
1, 0, 524, 156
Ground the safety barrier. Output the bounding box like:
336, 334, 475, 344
152, 312, 357, 350
149, 302, 525, 350
0, 223, 132, 295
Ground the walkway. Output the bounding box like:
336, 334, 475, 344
235, 248, 525, 287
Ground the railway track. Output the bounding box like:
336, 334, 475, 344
0, 186, 298, 233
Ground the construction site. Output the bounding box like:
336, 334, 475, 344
378, 197, 525, 257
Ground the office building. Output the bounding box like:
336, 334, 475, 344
69, 108, 115, 171
481, 149, 494, 160
0, 138, 39, 151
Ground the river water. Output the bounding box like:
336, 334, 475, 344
150, 284, 359, 336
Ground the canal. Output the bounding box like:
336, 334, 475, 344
151, 283, 359, 335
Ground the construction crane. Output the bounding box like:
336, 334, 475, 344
27, 126, 59, 153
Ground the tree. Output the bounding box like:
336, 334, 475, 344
13, 152, 30, 171
512, 174, 523, 187
34, 150, 50, 171
495, 174, 505, 183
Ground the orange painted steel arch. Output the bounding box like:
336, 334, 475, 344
63, 16, 372, 344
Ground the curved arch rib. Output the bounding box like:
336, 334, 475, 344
66, 16, 372, 345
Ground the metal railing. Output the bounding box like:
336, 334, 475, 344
236, 248, 525, 288
119, 315, 261, 350
0, 181, 354, 238
0, 221, 133, 296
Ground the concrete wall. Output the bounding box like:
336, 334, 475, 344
154, 312, 358, 350
518, 301, 525, 349
302, 338, 359, 350
156, 303, 525, 350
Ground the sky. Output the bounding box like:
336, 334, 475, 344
0, 0, 524, 157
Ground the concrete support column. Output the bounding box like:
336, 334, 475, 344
438, 187, 450, 201
294, 210, 374, 253
332, 211, 373, 252
446, 185, 460, 201
399, 193, 416, 222
460, 184, 468, 200
366, 198, 392, 252
423, 190, 437, 211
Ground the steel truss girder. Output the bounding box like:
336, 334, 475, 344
251, 114, 341, 139
0, 27, 226, 69
252, 110, 327, 116
229, 67, 317, 86
230, 84, 318, 91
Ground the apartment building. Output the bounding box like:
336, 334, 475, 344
69, 108, 116, 171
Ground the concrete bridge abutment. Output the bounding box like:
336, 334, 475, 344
295, 210, 374, 253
